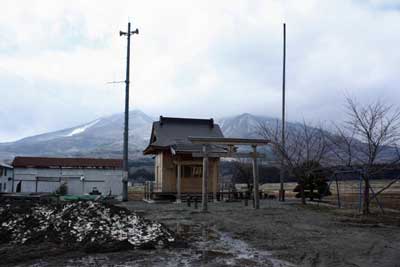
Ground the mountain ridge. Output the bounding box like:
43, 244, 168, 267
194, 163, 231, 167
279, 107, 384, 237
0, 111, 291, 160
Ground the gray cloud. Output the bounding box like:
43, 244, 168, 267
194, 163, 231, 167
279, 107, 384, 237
0, 0, 399, 141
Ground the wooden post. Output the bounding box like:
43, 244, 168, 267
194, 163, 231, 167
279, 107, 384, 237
144, 182, 147, 200
221, 184, 224, 201
335, 174, 341, 208
150, 181, 154, 200
176, 162, 182, 203
146, 181, 150, 200
213, 161, 218, 203
252, 145, 260, 209
359, 174, 363, 212
202, 145, 209, 212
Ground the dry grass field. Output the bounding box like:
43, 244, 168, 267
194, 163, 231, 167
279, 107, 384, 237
128, 185, 145, 200
262, 179, 400, 211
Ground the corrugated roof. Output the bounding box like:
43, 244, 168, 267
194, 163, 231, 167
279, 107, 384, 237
143, 116, 224, 155
12, 157, 123, 169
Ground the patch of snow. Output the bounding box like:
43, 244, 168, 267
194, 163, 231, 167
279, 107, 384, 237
65, 120, 100, 137
0, 201, 174, 248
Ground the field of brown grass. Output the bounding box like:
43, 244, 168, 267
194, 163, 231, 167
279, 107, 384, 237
262, 179, 400, 211
128, 185, 145, 200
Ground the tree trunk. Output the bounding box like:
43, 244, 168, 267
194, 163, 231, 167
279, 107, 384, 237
300, 181, 306, 204
310, 185, 314, 201
363, 175, 370, 215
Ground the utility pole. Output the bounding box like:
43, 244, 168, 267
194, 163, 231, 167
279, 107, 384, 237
120, 22, 139, 201
279, 23, 286, 202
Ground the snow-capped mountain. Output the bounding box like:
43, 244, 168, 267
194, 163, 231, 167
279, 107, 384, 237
216, 112, 312, 140
1, 111, 396, 164
0, 110, 154, 160
0, 112, 298, 160
217, 113, 279, 138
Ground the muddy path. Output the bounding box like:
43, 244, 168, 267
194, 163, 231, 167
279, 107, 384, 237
13, 224, 292, 267
10, 218, 292, 266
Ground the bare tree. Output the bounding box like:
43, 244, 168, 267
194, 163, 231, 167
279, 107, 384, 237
231, 159, 253, 194
331, 97, 400, 214
327, 123, 357, 167
258, 120, 330, 204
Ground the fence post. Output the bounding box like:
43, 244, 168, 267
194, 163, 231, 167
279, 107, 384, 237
252, 145, 260, 209
335, 174, 341, 208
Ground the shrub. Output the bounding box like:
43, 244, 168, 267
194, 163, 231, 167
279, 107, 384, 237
55, 183, 68, 195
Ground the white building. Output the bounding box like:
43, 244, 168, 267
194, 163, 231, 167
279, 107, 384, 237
12, 157, 124, 197
0, 162, 13, 192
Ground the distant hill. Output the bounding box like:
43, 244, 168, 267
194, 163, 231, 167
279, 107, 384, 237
1, 111, 380, 162
0, 110, 154, 160
217, 113, 271, 138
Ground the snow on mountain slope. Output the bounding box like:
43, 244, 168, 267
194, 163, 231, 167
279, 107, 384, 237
65, 119, 100, 137
217, 113, 278, 138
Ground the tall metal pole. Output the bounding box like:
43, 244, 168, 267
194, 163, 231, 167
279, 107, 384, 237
279, 23, 286, 202
120, 22, 139, 201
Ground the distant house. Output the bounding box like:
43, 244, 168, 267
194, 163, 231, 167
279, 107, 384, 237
0, 162, 13, 192
12, 157, 123, 196
143, 116, 225, 196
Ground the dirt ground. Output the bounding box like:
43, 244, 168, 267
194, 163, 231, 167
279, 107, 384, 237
4, 199, 400, 267
121, 199, 400, 267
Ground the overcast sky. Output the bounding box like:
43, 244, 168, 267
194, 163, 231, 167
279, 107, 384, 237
1, 0, 400, 142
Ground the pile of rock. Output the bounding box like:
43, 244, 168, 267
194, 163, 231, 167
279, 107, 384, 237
0, 201, 174, 252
